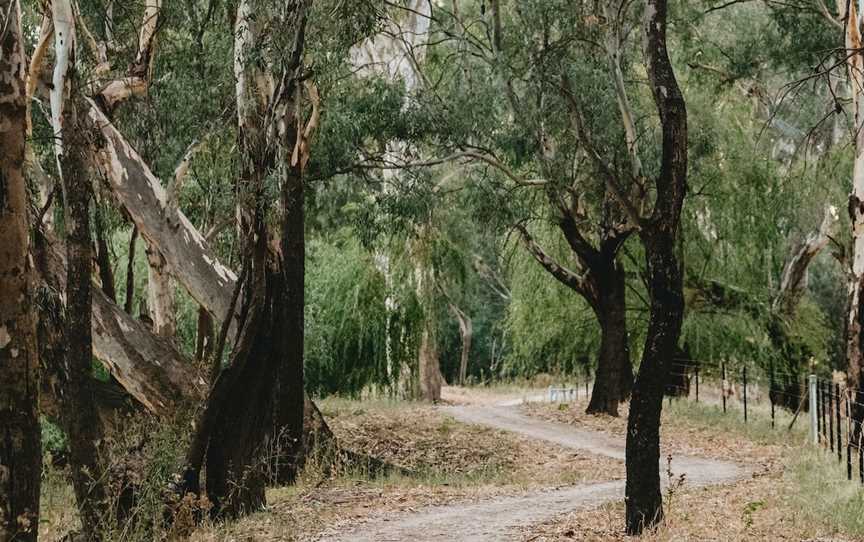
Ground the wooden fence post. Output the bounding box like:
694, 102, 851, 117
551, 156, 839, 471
837, 383, 843, 462
743, 366, 748, 423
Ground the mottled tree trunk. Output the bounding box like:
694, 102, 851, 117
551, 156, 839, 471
845, 0, 864, 439
0, 2, 41, 537
587, 261, 632, 416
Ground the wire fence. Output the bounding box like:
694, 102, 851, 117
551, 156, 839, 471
811, 376, 864, 484
549, 361, 864, 484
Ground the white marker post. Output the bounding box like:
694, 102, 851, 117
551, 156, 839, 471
809, 374, 818, 445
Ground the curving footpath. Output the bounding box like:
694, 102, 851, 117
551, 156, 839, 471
321, 401, 747, 541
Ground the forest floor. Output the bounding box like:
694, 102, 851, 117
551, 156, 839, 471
40, 385, 864, 541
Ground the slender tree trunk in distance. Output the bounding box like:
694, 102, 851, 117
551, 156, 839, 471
418, 320, 443, 402
625, 0, 688, 533
94, 205, 117, 303
449, 303, 472, 385
587, 260, 632, 416
124, 226, 138, 313
195, 307, 214, 364
0, 1, 41, 537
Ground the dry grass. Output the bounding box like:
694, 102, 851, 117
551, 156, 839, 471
522, 388, 807, 466
38, 464, 80, 541
322, 397, 619, 486
520, 472, 855, 541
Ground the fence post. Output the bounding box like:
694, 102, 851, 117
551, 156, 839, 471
837, 383, 843, 462
769, 361, 775, 429
859, 427, 863, 485
695, 364, 699, 403
846, 390, 852, 480
829, 381, 835, 452
743, 366, 748, 423
809, 375, 818, 445
820, 380, 825, 444
722, 362, 727, 414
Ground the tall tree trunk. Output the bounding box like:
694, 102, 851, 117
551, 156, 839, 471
197, 0, 311, 515
587, 261, 632, 416
0, 1, 41, 537
273, 165, 305, 484
51, 5, 110, 530
845, 0, 864, 439
206, 234, 282, 517
625, 0, 688, 533
625, 232, 684, 533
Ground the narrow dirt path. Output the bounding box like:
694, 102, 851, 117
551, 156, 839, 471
320, 402, 746, 542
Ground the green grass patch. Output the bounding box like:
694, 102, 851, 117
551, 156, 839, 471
788, 448, 864, 537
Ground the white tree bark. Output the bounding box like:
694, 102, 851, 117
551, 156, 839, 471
49, 0, 75, 165
351, 2, 436, 397
85, 101, 239, 330
846, 2, 864, 391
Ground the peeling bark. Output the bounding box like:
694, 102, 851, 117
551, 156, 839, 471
845, 2, 864, 434
145, 245, 176, 337
0, 1, 41, 538
34, 232, 205, 416
85, 101, 238, 331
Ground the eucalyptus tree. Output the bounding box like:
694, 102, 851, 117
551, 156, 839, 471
843, 0, 864, 429
402, 0, 641, 415
350, 0, 446, 401
0, 1, 41, 538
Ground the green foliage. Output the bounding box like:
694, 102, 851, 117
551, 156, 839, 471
503, 240, 599, 378
304, 234, 423, 396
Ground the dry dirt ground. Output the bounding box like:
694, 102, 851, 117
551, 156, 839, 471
41, 386, 864, 541
191, 391, 621, 541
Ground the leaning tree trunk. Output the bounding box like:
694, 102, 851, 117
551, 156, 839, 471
50, 4, 110, 533
625, 0, 688, 533
0, 2, 42, 538
587, 260, 633, 416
